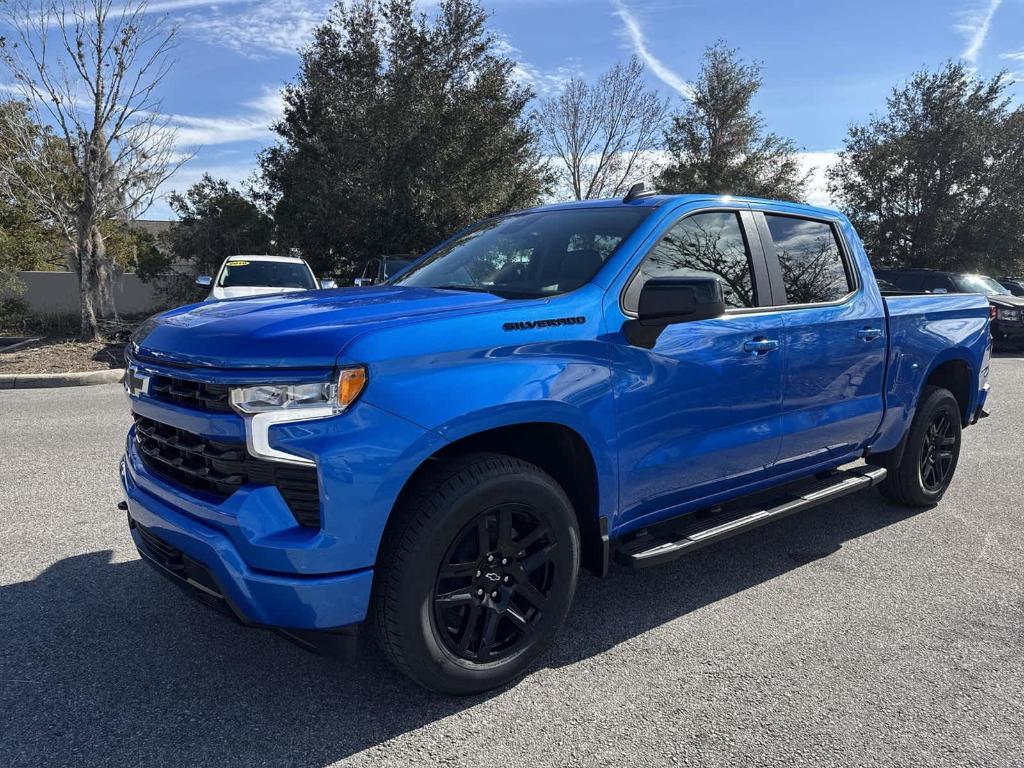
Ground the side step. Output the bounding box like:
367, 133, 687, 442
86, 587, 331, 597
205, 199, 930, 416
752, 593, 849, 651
614, 465, 887, 568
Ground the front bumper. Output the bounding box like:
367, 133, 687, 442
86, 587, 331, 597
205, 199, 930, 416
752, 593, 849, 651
991, 319, 1024, 345
122, 456, 374, 629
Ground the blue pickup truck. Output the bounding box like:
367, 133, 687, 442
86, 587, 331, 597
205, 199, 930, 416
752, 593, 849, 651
121, 191, 991, 694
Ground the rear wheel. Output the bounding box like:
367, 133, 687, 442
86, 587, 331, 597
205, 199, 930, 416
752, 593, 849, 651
877, 385, 962, 507
374, 453, 580, 695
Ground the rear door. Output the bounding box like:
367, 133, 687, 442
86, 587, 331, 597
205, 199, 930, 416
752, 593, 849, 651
753, 209, 887, 474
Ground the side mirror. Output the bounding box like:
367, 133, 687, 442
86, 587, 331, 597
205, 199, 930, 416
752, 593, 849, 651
195, 275, 212, 288
319, 279, 337, 289
636, 276, 726, 326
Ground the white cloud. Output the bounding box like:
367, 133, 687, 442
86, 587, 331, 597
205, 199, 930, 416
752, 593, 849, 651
124, 0, 252, 13
492, 35, 579, 97
957, 0, 1003, 68
178, 0, 331, 56
1001, 50, 1024, 62
168, 88, 283, 149
611, 0, 694, 100
795, 150, 840, 208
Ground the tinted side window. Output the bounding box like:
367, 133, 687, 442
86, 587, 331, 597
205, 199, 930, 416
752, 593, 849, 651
765, 215, 852, 304
629, 211, 756, 310
918, 273, 955, 292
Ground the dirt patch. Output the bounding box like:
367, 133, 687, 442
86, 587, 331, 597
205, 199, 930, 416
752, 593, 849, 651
0, 338, 126, 374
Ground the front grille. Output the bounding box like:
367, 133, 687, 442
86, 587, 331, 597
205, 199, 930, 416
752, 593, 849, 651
136, 521, 185, 571
133, 414, 321, 527
149, 374, 232, 413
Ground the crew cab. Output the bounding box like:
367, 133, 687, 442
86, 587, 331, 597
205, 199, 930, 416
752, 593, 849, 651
121, 192, 991, 695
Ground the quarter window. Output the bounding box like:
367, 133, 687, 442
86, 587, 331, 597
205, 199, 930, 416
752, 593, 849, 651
628, 211, 757, 311
764, 215, 852, 304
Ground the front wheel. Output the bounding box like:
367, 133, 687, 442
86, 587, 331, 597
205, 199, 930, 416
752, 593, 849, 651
877, 385, 962, 507
374, 453, 580, 695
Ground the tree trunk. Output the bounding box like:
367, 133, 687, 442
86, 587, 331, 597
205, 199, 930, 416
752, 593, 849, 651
90, 224, 118, 322
76, 208, 100, 340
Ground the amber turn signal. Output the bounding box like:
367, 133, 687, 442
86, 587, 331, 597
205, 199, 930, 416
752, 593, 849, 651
337, 366, 367, 409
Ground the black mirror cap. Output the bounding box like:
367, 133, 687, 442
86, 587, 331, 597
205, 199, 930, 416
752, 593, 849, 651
636, 276, 726, 326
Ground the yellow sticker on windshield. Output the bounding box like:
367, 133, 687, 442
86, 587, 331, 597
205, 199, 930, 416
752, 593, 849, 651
226, 260, 249, 267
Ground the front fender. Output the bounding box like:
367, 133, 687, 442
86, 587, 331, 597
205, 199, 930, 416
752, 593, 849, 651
360, 342, 619, 525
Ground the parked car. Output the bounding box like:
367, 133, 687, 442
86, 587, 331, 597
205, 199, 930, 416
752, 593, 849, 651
197, 255, 335, 301
875, 268, 1024, 349
123, 192, 991, 695
353, 255, 414, 286
999, 277, 1024, 297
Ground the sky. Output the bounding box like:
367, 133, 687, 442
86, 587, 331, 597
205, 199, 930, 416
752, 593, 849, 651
33, 0, 1024, 219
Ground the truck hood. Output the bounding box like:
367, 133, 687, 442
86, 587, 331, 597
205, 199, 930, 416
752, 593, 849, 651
132, 285, 505, 369
987, 294, 1024, 309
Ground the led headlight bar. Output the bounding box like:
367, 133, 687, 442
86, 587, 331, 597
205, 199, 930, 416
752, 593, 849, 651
229, 365, 367, 465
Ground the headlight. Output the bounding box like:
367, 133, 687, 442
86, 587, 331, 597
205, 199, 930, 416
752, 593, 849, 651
230, 365, 367, 415
997, 308, 1020, 322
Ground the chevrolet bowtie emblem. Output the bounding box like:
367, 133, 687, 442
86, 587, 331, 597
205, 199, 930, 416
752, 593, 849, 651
124, 366, 150, 398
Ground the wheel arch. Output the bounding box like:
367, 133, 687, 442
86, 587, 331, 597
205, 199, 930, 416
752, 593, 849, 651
868, 350, 975, 469
922, 355, 974, 425
389, 416, 611, 577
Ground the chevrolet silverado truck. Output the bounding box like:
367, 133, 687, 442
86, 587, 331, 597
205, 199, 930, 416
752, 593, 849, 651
121, 191, 991, 694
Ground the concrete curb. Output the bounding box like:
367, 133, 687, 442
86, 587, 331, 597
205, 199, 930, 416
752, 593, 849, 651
0, 368, 125, 389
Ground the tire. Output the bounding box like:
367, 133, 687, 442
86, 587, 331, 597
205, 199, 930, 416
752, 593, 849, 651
373, 453, 580, 695
877, 385, 962, 507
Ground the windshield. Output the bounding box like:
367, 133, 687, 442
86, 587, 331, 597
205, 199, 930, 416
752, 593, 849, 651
952, 274, 1010, 296
218, 259, 316, 290
394, 207, 651, 298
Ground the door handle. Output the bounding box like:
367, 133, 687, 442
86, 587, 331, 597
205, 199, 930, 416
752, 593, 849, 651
743, 338, 780, 355
857, 328, 883, 341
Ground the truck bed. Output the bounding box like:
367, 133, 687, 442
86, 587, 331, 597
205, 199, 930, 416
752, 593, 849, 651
870, 292, 991, 455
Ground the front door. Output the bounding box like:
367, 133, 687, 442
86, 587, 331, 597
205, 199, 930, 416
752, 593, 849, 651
608, 206, 786, 530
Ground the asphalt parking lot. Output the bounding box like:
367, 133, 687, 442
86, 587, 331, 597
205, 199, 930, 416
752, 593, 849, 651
1, 358, 1022, 767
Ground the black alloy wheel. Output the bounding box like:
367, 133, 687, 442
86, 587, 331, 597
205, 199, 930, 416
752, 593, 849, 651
374, 453, 580, 695
432, 503, 557, 663
919, 410, 957, 492
876, 385, 962, 507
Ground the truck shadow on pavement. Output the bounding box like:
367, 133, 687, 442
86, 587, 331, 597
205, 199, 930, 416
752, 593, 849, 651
0, 494, 923, 767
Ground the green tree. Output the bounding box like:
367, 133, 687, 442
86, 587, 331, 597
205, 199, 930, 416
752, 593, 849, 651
828, 63, 1024, 274
657, 42, 808, 201
139, 174, 276, 304
259, 0, 550, 281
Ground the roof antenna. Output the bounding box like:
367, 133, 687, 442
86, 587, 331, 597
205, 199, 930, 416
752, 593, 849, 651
623, 182, 656, 202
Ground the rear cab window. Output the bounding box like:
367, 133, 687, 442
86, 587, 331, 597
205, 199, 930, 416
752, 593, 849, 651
762, 215, 853, 305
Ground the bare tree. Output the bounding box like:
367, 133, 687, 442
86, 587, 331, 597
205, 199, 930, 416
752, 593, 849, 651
0, 0, 186, 338
535, 56, 668, 201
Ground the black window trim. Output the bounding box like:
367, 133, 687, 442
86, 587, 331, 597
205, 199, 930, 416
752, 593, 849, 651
618, 205, 775, 318
752, 210, 860, 311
